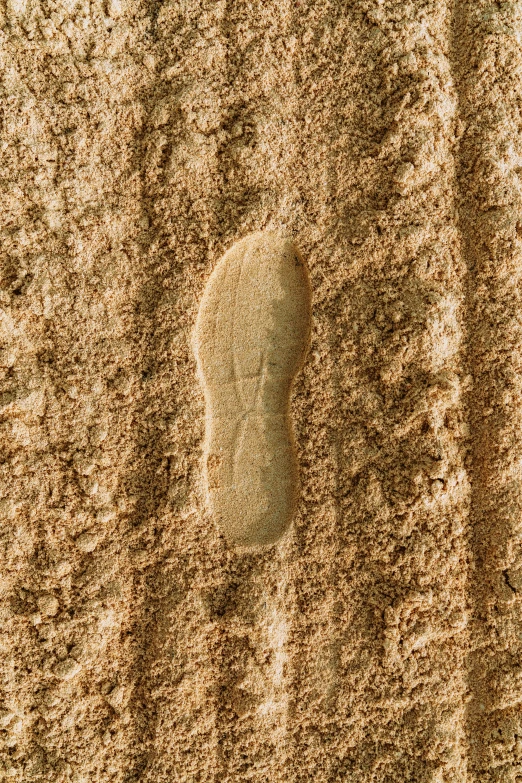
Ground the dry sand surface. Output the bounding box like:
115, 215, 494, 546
194, 232, 311, 548
1, 0, 522, 780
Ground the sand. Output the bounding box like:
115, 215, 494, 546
194, 232, 311, 547
0, 0, 521, 780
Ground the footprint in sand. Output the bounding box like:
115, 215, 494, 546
193, 231, 311, 547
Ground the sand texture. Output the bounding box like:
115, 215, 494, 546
0, 0, 522, 780
194, 232, 311, 547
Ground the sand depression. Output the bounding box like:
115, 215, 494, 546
193, 232, 311, 547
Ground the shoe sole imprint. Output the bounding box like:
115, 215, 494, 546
193, 231, 312, 547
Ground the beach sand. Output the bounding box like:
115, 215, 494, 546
1, 0, 521, 780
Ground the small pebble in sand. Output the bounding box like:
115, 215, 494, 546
54, 658, 82, 681
105, 684, 127, 712
90, 424, 108, 446
75, 530, 99, 553
96, 507, 115, 524
106, 0, 122, 17
0, 709, 16, 728
36, 594, 59, 617
74, 455, 97, 476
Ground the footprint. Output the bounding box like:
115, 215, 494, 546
193, 231, 311, 547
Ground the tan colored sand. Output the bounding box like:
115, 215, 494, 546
0, 0, 521, 780
194, 232, 311, 547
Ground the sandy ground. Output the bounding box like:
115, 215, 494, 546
1, 0, 522, 780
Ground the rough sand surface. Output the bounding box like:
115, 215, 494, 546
0, 0, 521, 781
